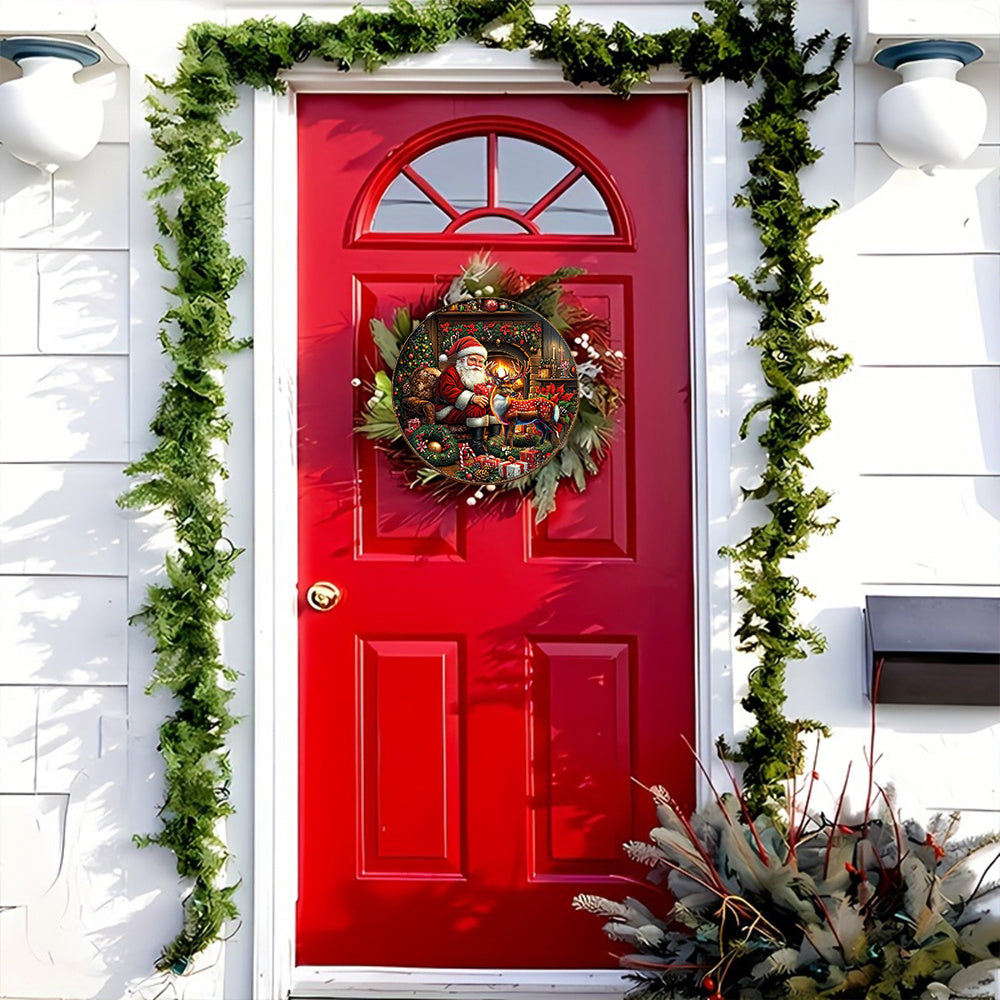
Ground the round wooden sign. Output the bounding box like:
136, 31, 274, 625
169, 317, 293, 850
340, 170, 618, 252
392, 297, 579, 484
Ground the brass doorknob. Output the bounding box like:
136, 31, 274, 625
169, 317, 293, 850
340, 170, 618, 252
306, 581, 343, 612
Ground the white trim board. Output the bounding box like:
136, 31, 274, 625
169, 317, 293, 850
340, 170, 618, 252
251, 42, 733, 1000
855, 0, 1000, 63
225, 2, 707, 27
292, 967, 632, 999
252, 81, 301, 1000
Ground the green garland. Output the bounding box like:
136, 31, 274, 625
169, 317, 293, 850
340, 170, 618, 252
127, 0, 849, 969
439, 318, 542, 354
712, 8, 852, 812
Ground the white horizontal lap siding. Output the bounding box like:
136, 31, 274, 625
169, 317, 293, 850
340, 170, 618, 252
0, 14, 195, 998
847, 102, 1000, 583
0, 114, 134, 1000
786, 46, 1000, 826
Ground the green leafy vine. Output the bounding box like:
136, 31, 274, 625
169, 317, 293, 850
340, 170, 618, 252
127, 0, 849, 969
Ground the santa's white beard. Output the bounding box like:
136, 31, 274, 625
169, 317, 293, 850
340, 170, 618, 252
455, 357, 486, 391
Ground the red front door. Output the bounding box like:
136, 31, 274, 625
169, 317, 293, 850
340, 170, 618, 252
297, 93, 693, 969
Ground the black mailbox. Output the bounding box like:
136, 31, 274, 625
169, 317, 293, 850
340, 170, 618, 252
864, 596, 1000, 706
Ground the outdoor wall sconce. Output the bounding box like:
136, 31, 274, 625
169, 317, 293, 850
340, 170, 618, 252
0, 37, 106, 174
864, 596, 1000, 706
874, 40, 987, 174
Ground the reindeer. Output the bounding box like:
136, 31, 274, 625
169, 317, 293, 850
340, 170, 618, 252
488, 359, 562, 445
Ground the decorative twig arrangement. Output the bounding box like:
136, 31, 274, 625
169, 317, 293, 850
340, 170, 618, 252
574, 762, 1000, 999
124, 0, 849, 970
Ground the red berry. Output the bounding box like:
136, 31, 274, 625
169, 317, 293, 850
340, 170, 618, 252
812, 770, 820, 779
925, 834, 946, 858
702, 976, 716, 992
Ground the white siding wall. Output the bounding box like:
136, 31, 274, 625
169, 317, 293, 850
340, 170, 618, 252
789, 44, 1000, 825
0, 1, 997, 997
1, 4, 252, 999
0, 61, 138, 999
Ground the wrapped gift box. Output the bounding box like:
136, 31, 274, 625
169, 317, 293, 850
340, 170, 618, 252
476, 455, 502, 472
501, 460, 527, 479
405, 418, 421, 433
519, 448, 542, 468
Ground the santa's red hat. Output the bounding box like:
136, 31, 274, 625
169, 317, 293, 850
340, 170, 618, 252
439, 336, 487, 364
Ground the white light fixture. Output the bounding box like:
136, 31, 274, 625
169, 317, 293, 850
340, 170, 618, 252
874, 40, 987, 175
0, 37, 106, 174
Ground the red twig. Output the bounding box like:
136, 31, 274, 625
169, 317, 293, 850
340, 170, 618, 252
717, 752, 772, 866
874, 781, 902, 866
682, 736, 731, 820
631, 778, 730, 895
620, 958, 711, 972
791, 740, 822, 855
651, 855, 731, 902
863, 658, 885, 836
808, 891, 849, 962
824, 760, 853, 880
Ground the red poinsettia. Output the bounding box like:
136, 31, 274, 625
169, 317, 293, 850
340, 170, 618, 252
535, 383, 574, 404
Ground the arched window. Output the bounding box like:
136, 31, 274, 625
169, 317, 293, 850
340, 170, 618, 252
352, 117, 632, 246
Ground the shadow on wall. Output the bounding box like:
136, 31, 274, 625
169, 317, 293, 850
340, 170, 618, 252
971, 152, 1000, 489
0, 464, 126, 575
0, 595, 200, 999
0, 792, 69, 908
0, 576, 127, 686
0, 686, 132, 998
779, 603, 1000, 819
36, 251, 129, 353
0, 355, 128, 463
0, 249, 129, 355
0, 679, 213, 1000
0, 125, 203, 997
783, 137, 1000, 740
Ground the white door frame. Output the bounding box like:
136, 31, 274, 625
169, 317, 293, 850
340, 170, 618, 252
251, 39, 735, 1000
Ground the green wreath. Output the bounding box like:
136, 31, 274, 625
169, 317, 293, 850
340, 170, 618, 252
406, 424, 459, 466
359, 256, 621, 521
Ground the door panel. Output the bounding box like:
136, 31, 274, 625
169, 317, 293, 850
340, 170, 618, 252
529, 639, 634, 877
360, 638, 463, 876
297, 93, 693, 969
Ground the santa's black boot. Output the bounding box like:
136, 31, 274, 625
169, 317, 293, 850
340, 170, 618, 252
469, 426, 486, 456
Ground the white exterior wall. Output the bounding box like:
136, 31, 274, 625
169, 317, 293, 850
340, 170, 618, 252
0, 40, 139, 1000
0, 2, 996, 998
789, 20, 1000, 822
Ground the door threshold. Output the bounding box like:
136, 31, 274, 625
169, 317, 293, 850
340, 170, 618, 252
291, 966, 630, 999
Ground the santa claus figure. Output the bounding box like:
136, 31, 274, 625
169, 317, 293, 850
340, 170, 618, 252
434, 336, 501, 455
